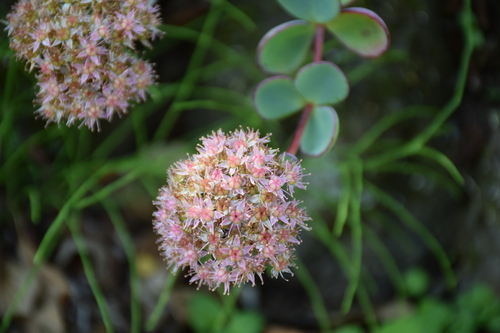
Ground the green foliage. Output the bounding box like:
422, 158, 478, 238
257, 20, 315, 74
334, 325, 365, 333
340, 0, 356, 6
456, 284, 500, 329
254, 0, 390, 156
295, 61, 350, 105
326, 8, 390, 58
404, 268, 429, 298
277, 0, 341, 23
188, 294, 222, 333
301, 106, 340, 157
336, 281, 500, 333
254, 61, 349, 123
221, 311, 265, 333
188, 293, 264, 333
254, 76, 305, 119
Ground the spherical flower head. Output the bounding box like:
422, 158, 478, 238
153, 128, 311, 295
6, 0, 163, 131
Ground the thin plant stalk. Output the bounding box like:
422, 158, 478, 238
145, 273, 178, 331
103, 201, 142, 333
365, 181, 456, 288
68, 214, 115, 333
213, 286, 243, 331
153, 0, 224, 141
363, 0, 474, 171
341, 158, 363, 313
287, 24, 325, 155
294, 256, 332, 332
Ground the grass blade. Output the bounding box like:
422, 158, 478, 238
341, 159, 363, 313
365, 181, 456, 288
416, 146, 464, 185
103, 201, 142, 333
68, 215, 115, 333
364, 226, 406, 298
334, 165, 351, 236
145, 273, 177, 331
294, 256, 332, 332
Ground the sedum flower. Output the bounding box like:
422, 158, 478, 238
5, 0, 162, 130
153, 128, 310, 294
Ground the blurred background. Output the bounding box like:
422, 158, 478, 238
1, 0, 500, 332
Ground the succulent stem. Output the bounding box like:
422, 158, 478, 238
287, 24, 324, 155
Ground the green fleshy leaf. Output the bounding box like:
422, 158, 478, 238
300, 105, 339, 156
333, 325, 365, 333
257, 20, 315, 74
188, 294, 221, 333
404, 268, 429, 297
340, 0, 357, 6
254, 76, 306, 119
221, 311, 265, 333
295, 61, 349, 105
277, 0, 341, 23
326, 8, 390, 58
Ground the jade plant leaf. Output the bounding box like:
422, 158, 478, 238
257, 20, 315, 74
326, 7, 390, 58
254, 76, 306, 120
295, 61, 349, 105
340, 0, 357, 6
277, 0, 341, 23
188, 294, 221, 333
300, 105, 339, 156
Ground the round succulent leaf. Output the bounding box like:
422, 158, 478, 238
254, 76, 306, 120
295, 61, 349, 105
326, 7, 390, 58
300, 105, 339, 156
340, 0, 357, 7
257, 20, 315, 74
277, 0, 341, 23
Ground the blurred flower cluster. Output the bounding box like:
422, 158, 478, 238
153, 128, 311, 294
6, 0, 162, 130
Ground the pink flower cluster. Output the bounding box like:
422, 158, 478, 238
153, 128, 310, 294
6, 0, 162, 130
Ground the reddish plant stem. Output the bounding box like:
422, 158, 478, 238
287, 103, 313, 155
287, 24, 324, 155
313, 24, 325, 62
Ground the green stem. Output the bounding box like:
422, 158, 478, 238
363, 0, 474, 170
68, 215, 115, 333
75, 170, 140, 209
416, 146, 465, 185
312, 216, 378, 329
364, 226, 406, 298
334, 164, 351, 236
350, 105, 437, 156
145, 273, 178, 331
33, 177, 96, 264
214, 286, 242, 331
365, 181, 456, 288
103, 201, 141, 333
0, 57, 17, 153
153, 0, 223, 141
0, 266, 41, 333
341, 158, 363, 313
294, 256, 332, 332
